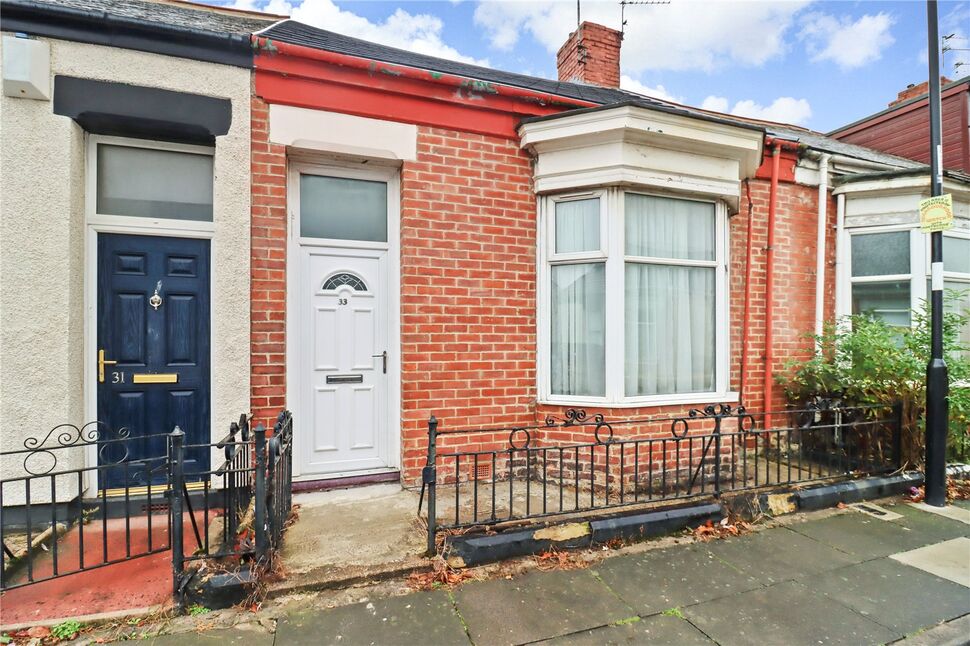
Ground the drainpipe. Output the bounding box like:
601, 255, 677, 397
739, 180, 755, 404
834, 193, 847, 323
762, 137, 800, 421
814, 154, 830, 338
764, 142, 781, 422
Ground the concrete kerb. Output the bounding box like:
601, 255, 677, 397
442, 472, 925, 569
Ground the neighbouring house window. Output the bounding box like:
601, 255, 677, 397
850, 230, 912, 326
300, 174, 388, 242
938, 234, 970, 354
544, 190, 726, 403
96, 143, 214, 221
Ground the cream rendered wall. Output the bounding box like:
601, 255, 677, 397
0, 37, 251, 502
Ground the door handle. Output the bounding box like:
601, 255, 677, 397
98, 349, 117, 383
372, 351, 387, 374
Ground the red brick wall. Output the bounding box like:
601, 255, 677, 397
250, 97, 289, 430
399, 127, 540, 480
248, 101, 835, 483
729, 177, 838, 415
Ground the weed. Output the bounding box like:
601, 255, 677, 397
51, 620, 83, 640
661, 608, 685, 619
187, 604, 211, 616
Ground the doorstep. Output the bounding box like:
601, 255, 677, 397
265, 484, 427, 597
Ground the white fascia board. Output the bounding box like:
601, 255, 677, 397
519, 104, 764, 179
834, 174, 970, 201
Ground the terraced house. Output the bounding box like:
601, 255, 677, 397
1, 0, 968, 534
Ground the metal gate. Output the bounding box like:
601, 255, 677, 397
0, 411, 293, 600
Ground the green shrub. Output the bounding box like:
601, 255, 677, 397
779, 290, 970, 466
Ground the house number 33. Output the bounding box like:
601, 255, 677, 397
338, 298, 348, 306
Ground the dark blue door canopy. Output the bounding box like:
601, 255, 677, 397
53, 76, 232, 145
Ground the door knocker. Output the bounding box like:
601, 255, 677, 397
149, 281, 163, 311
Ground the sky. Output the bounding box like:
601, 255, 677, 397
208, 0, 970, 133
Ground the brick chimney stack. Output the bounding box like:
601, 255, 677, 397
889, 77, 952, 106
556, 21, 622, 88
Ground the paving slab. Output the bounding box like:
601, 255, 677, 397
275, 591, 469, 646
704, 527, 859, 585
144, 624, 275, 646
890, 537, 970, 587
787, 512, 933, 558
540, 614, 715, 645
882, 503, 970, 539
799, 557, 970, 636
906, 502, 970, 525
591, 544, 761, 615
683, 580, 897, 646
453, 569, 632, 646
894, 614, 970, 646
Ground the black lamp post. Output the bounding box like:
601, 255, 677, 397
924, 0, 948, 508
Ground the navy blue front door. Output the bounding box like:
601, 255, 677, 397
97, 233, 210, 488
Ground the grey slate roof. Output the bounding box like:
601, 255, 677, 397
19, 0, 276, 36
259, 19, 921, 170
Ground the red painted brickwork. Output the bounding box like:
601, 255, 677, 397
249, 99, 835, 485
556, 21, 622, 88
250, 97, 289, 430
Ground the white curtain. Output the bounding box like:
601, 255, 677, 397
555, 199, 600, 253
551, 263, 605, 396
624, 194, 715, 396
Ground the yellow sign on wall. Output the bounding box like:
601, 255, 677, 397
919, 194, 954, 233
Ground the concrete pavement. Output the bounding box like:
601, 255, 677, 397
143, 500, 970, 646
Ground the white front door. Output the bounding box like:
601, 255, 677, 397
290, 165, 398, 478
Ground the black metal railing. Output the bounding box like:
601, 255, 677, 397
1, 410, 295, 604
267, 410, 294, 551
0, 423, 172, 590
419, 402, 903, 553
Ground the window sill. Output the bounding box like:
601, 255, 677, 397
539, 391, 740, 409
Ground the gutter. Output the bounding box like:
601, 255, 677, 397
253, 36, 598, 110
0, 0, 254, 68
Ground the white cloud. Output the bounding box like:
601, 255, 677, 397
230, 0, 487, 65
619, 76, 682, 103
701, 95, 729, 112
473, 0, 811, 74
799, 11, 895, 70
731, 97, 813, 125
699, 95, 812, 125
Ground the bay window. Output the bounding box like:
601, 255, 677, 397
542, 190, 728, 405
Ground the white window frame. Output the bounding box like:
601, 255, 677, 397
844, 225, 921, 324
537, 187, 731, 407
85, 134, 216, 234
